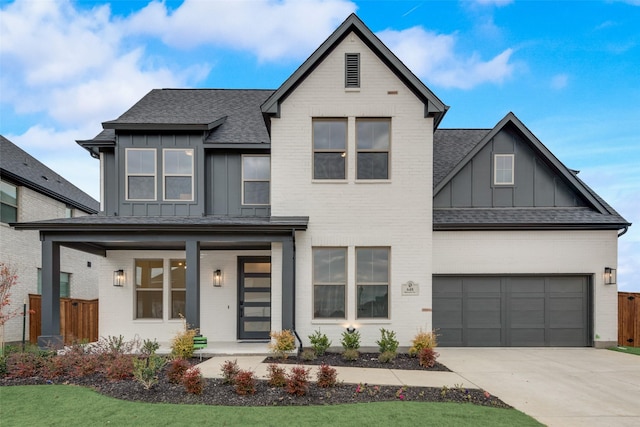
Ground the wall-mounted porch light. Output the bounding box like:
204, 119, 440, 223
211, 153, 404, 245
604, 267, 617, 285
213, 269, 223, 287
346, 326, 356, 334
113, 269, 125, 287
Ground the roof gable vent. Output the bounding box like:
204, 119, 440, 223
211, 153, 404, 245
345, 53, 360, 88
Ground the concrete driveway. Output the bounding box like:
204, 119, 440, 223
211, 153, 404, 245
437, 348, 640, 427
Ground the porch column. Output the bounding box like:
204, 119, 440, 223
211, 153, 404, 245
38, 239, 63, 349
185, 239, 201, 330
281, 235, 294, 330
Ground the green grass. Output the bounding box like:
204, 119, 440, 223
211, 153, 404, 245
0, 385, 542, 427
609, 346, 640, 356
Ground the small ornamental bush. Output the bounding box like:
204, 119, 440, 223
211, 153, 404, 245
286, 365, 311, 396
73, 354, 101, 378
266, 363, 287, 387
342, 348, 359, 361
39, 355, 67, 379
221, 359, 240, 384
308, 329, 331, 356
140, 339, 160, 357
234, 370, 257, 395
6, 352, 41, 378
105, 354, 135, 381
269, 330, 296, 359
171, 316, 198, 359
409, 330, 438, 357
132, 354, 166, 390
419, 347, 439, 368
376, 328, 399, 354
167, 358, 191, 384
316, 363, 337, 388
300, 348, 317, 361
378, 350, 396, 363
340, 330, 361, 350
182, 366, 204, 395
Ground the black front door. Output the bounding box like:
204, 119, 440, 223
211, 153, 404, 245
238, 256, 271, 340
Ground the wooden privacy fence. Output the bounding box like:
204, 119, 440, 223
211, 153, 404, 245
29, 294, 99, 344
618, 292, 640, 347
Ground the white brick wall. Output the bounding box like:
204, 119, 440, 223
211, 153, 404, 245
0, 186, 100, 343
271, 32, 434, 348
433, 230, 619, 345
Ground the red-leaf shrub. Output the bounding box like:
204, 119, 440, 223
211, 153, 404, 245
286, 365, 311, 396
220, 359, 239, 384
266, 363, 287, 387
104, 354, 134, 381
167, 358, 191, 384
316, 363, 337, 388
6, 352, 40, 378
419, 347, 439, 368
234, 370, 256, 395
182, 366, 204, 395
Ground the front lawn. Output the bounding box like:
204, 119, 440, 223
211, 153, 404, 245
0, 385, 542, 427
608, 346, 640, 356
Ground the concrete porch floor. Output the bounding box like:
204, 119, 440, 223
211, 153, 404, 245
157, 340, 272, 357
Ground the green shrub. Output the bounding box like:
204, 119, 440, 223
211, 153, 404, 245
409, 329, 438, 357
340, 330, 361, 350
378, 350, 396, 363
140, 339, 160, 357
269, 330, 296, 359
300, 348, 317, 361
133, 354, 166, 390
342, 348, 359, 361
376, 328, 399, 354
266, 363, 287, 387
308, 329, 331, 356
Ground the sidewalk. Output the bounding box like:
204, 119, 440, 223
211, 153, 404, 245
195, 355, 475, 388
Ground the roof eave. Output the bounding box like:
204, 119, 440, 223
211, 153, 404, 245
433, 222, 631, 231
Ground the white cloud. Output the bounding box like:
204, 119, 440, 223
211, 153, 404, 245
377, 26, 515, 89
124, 0, 357, 61
551, 74, 569, 90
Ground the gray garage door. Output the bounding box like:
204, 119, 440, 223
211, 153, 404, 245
433, 275, 591, 347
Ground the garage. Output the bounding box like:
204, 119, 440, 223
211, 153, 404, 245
433, 275, 591, 347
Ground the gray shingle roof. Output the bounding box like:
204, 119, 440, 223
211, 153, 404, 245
0, 135, 99, 213
101, 89, 274, 144
433, 129, 490, 187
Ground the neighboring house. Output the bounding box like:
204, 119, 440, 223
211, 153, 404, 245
14, 14, 629, 349
1, 135, 100, 344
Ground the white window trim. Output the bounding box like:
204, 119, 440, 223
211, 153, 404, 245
312, 247, 347, 320
312, 118, 348, 181
355, 246, 390, 320
125, 148, 157, 201
162, 148, 194, 201
355, 118, 391, 181
134, 258, 165, 320
0, 179, 18, 223
494, 153, 515, 185
241, 154, 271, 205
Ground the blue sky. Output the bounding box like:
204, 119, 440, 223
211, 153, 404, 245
1, 0, 638, 291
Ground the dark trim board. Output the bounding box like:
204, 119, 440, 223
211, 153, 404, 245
433, 274, 592, 347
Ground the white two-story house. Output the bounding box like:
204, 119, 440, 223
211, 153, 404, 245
16, 14, 629, 350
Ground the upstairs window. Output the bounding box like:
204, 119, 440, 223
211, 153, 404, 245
345, 53, 360, 88
242, 155, 270, 205
356, 119, 390, 180
126, 149, 156, 200
494, 154, 515, 185
0, 179, 18, 223
313, 119, 347, 180
163, 149, 194, 201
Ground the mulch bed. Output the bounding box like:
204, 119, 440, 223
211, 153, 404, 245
263, 352, 451, 371
0, 355, 510, 408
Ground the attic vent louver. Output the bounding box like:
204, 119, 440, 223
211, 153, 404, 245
345, 53, 360, 88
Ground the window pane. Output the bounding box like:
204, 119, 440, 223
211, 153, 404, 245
313, 248, 346, 284
244, 262, 271, 273
37, 269, 70, 298
171, 290, 185, 319
357, 248, 389, 283
244, 321, 271, 332
244, 277, 271, 288
165, 176, 192, 200
170, 260, 186, 289
243, 156, 270, 180
164, 150, 193, 174
135, 260, 164, 289
313, 121, 346, 150
357, 153, 388, 179
244, 182, 269, 204
244, 306, 271, 317
357, 285, 388, 318
0, 181, 17, 205
136, 291, 163, 319
357, 121, 389, 150
127, 150, 155, 174
1, 203, 17, 223
314, 285, 345, 318
128, 176, 155, 199
245, 292, 271, 303
314, 153, 345, 179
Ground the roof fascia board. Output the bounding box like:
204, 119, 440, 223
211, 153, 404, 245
433, 112, 608, 214
102, 123, 211, 131
433, 223, 629, 231
261, 14, 447, 124
203, 143, 271, 150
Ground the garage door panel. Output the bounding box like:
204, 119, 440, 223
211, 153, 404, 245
433, 275, 590, 347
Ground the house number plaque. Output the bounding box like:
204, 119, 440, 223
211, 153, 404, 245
401, 281, 419, 296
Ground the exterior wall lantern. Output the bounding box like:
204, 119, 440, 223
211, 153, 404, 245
346, 326, 356, 334
604, 267, 617, 285
213, 269, 223, 287
113, 269, 125, 287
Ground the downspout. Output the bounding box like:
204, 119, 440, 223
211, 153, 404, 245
618, 226, 629, 238
291, 229, 303, 355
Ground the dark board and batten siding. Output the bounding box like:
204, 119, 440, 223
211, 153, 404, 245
434, 127, 587, 208
433, 275, 591, 347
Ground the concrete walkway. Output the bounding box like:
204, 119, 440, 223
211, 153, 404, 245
195, 348, 640, 427
437, 348, 640, 427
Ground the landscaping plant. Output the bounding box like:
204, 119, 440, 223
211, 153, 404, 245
419, 347, 439, 368
182, 366, 204, 395
308, 329, 331, 356
171, 316, 198, 359
221, 359, 240, 384
409, 329, 438, 357
132, 354, 166, 390
266, 363, 287, 387
269, 330, 296, 359
341, 329, 361, 361
285, 365, 311, 396
167, 358, 191, 384
316, 363, 337, 388
234, 370, 257, 395
376, 328, 399, 362
300, 348, 317, 361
